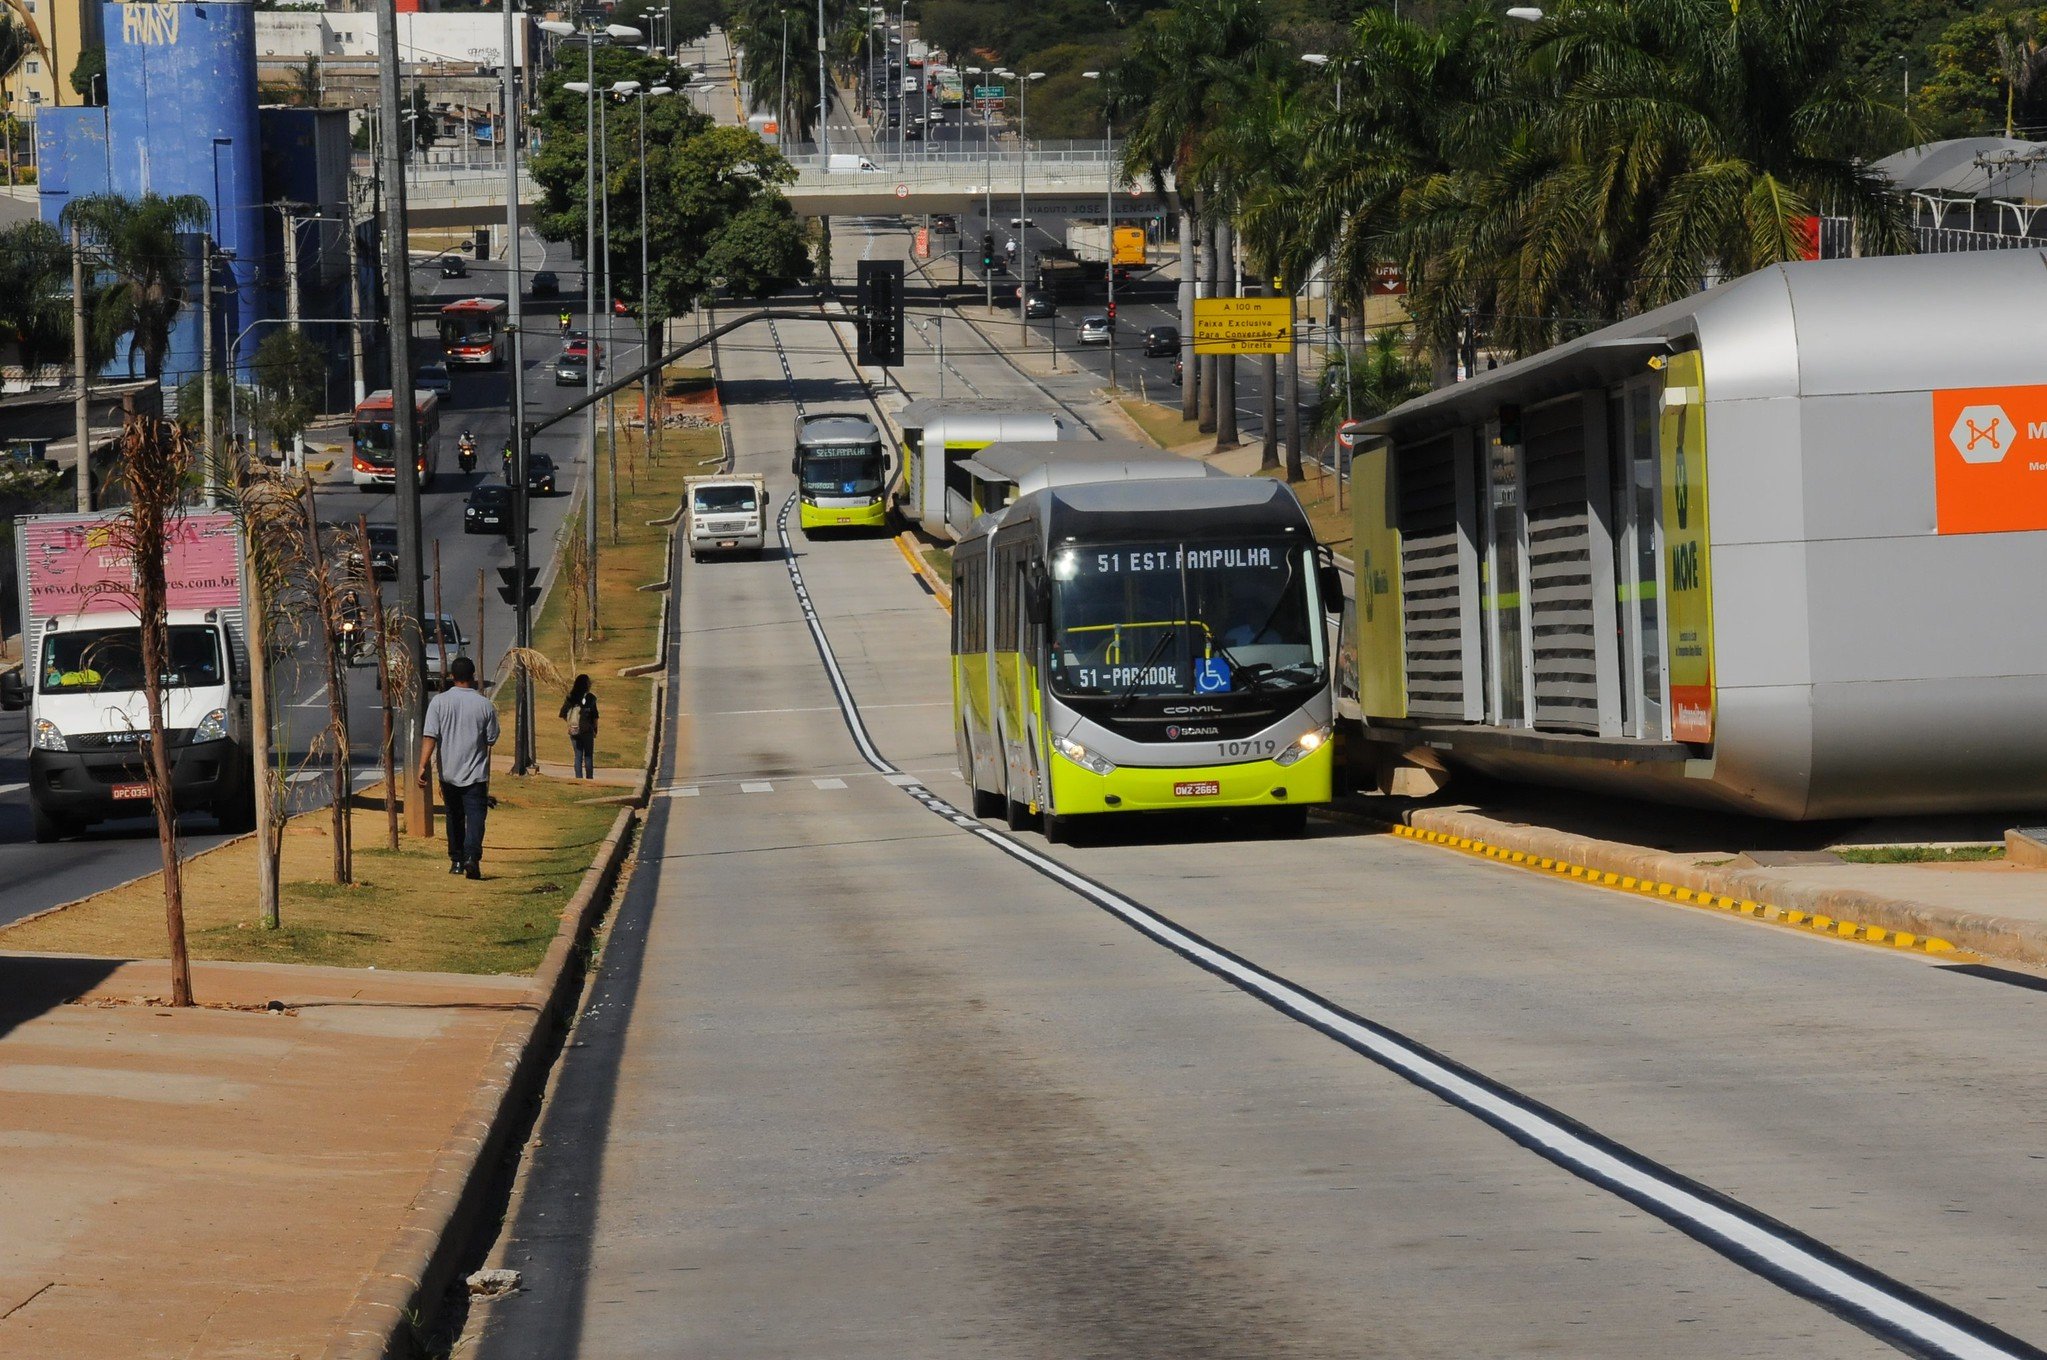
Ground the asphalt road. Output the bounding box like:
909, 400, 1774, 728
0, 233, 619, 922
462, 216, 2047, 1359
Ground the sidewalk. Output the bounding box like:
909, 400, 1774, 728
0, 954, 533, 1360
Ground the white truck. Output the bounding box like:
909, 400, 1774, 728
684, 473, 768, 560
0, 511, 256, 842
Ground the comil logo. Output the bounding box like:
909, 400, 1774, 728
1931, 386, 2047, 535
1948, 404, 2012, 464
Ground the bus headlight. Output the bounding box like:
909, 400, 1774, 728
1055, 735, 1116, 776
33, 718, 68, 752
1274, 725, 1331, 767
193, 708, 230, 744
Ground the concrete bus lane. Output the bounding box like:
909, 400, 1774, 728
0, 237, 604, 923
460, 275, 2047, 1358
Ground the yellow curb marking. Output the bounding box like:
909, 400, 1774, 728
1382, 819, 1958, 957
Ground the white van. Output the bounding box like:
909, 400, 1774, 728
827, 153, 881, 172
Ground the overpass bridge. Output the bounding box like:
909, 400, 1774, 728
402, 146, 1171, 227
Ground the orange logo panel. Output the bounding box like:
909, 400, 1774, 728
1932, 385, 2047, 535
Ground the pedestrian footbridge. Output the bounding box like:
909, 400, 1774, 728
402, 147, 1170, 227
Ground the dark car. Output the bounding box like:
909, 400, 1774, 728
464, 483, 514, 535
904, 122, 924, 141
526, 452, 558, 495
1023, 293, 1057, 319
1143, 324, 1180, 357
439, 257, 468, 279
349, 523, 401, 579
555, 352, 591, 386
531, 269, 560, 298
930, 213, 957, 232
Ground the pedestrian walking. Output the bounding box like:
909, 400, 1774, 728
418, 655, 499, 879
561, 673, 599, 780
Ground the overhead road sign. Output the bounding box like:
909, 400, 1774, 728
1193, 297, 1292, 355
973, 84, 1005, 98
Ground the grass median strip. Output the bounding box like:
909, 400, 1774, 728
0, 779, 619, 973
517, 409, 720, 774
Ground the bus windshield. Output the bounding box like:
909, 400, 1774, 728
799, 445, 885, 497
40, 625, 224, 694
439, 316, 498, 347
354, 419, 400, 458
1048, 539, 1319, 698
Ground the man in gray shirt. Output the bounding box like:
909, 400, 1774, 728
418, 655, 500, 879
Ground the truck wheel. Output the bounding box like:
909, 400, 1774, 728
30, 801, 72, 844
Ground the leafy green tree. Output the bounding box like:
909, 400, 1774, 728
70, 45, 105, 105
1318, 327, 1431, 434
1917, 6, 2047, 136
0, 221, 74, 372
0, 14, 28, 185
60, 192, 212, 380
531, 46, 689, 247
648, 125, 813, 307
250, 329, 327, 460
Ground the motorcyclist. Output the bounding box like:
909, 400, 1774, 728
559, 309, 572, 333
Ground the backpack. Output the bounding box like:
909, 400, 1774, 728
566, 703, 586, 737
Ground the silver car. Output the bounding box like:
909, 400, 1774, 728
1076, 315, 1114, 344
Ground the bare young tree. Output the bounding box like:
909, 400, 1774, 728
231, 454, 308, 929
95, 414, 196, 1005
299, 477, 355, 885
355, 516, 402, 852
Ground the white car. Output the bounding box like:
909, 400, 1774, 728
1076, 315, 1114, 344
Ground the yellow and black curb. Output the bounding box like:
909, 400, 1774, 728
1322, 807, 1964, 958
895, 530, 953, 611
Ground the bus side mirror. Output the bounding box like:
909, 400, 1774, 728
791, 455, 800, 476
1319, 563, 1345, 616
0, 668, 27, 710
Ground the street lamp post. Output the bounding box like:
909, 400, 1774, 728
1005, 70, 1045, 346
505, 0, 534, 771
549, 17, 642, 638
1081, 70, 1116, 390
625, 84, 674, 478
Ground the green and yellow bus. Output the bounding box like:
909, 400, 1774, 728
792, 411, 889, 531
953, 470, 1341, 841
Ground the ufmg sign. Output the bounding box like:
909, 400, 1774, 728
122, 4, 181, 46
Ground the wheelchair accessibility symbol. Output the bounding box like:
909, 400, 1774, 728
1194, 657, 1232, 693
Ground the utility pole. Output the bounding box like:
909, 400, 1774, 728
71, 222, 90, 513
376, 0, 431, 837
601, 92, 619, 544
246, 469, 279, 927
583, 29, 600, 636
505, 0, 535, 773
201, 236, 216, 507
346, 183, 366, 405
816, 0, 828, 160
281, 207, 303, 332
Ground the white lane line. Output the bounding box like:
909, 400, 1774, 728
0, 782, 27, 796
768, 492, 2041, 1360
812, 777, 848, 790
677, 702, 948, 717
739, 781, 774, 794
293, 684, 330, 709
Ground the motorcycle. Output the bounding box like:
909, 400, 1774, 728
458, 433, 478, 472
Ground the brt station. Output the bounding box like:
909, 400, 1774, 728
1343, 250, 2047, 820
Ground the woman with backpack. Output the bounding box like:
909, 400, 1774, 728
560, 674, 599, 779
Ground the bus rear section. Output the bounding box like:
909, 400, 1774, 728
439, 298, 509, 369
793, 411, 889, 532
954, 475, 1340, 841
351, 390, 442, 488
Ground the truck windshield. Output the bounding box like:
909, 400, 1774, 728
1048, 539, 1320, 698
40, 626, 224, 694
799, 445, 885, 497
695, 485, 759, 514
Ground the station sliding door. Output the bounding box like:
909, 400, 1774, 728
1609, 377, 1669, 739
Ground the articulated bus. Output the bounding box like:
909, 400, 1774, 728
953, 469, 1342, 842
439, 298, 509, 369
897, 403, 1083, 538
350, 389, 442, 489
792, 411, 889, 531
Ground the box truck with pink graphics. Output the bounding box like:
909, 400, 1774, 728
0, 512, 255, 842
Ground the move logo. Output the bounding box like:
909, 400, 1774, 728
1931, 385, 2047, 535
1947, 404, 2012, 464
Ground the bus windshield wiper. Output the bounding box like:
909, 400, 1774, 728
1118, 628, 1177, 708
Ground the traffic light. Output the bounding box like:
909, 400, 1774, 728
982, 232, 995, 268
496, 566, 541, 609
856, 259, 905, 367
1106, 301, 1116, 322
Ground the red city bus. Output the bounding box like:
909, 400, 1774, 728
439, 297, 509, 369
350, 390, 442, 489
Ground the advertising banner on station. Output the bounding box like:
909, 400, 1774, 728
1930, 383, 2047, 534
1659, 352, 1715, 745
1192, 297, 1291, 355
1348, 441, 1406, 720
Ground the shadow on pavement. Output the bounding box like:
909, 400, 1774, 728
0, 954, 128, 1044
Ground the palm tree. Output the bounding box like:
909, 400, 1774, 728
1108, 0, 1282, 434
729, 0, 828, 145
60, 193, 213, 381
0, 221, 73, 372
